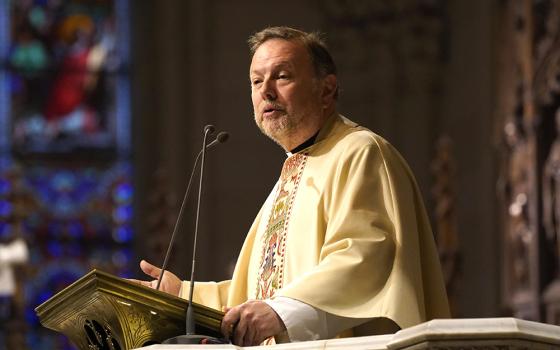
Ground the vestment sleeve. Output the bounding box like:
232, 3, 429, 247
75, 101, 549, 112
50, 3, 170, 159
179, 280, 231, 310
177, 198, 269, 310
266, 296, 371, 342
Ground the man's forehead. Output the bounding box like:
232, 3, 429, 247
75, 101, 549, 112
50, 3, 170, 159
250, 60, 294, 74
250, 39, 310, 72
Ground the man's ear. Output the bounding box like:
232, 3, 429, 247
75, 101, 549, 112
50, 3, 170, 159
321, 74, 338, 105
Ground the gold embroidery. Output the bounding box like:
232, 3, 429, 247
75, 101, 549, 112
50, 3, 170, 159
255, 153, 308, 299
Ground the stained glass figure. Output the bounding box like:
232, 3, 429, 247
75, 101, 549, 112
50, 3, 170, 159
0, 1, 132, 349
3, 0, 130, 157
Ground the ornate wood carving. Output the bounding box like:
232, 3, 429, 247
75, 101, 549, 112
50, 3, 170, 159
543, 113, 560, 275
497, 0, 560, 324
35, 270, 223, 350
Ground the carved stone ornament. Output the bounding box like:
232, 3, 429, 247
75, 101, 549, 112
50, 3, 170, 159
533, 0, 560, 105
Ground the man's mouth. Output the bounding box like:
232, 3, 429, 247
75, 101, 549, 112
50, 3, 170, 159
262, 105, 285, 118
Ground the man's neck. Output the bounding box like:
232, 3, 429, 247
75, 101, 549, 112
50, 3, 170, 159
280, 129, 320, 151
289, 131, 320, 154
279, 107, 336, 151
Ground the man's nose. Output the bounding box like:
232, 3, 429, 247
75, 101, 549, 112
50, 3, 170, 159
260, 79, 277, 101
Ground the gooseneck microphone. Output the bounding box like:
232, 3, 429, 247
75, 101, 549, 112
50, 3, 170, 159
208, 131, 230, 149
155, 130, 229, 291
160, 125, 229, 344
185, 123, 212, 336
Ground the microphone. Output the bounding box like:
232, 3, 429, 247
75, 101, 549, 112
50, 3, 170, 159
155, 129, 229, 291
207, 131, 230, 149
158, 125, 230, 344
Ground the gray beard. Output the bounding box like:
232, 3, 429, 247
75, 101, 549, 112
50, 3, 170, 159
254, 112, 303, 147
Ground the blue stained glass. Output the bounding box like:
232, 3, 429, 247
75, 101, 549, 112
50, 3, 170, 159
112, 225, 132, 243
47, 222, 63, 236
2, 1, 133, 347
0, 179, 9, 195
28, 248, 40, 264
0, 200, 12, 216
26, 212, 41, 228
34, 0, 50, 7
25, 262, 87, 329
113, 182, 132, 203
112, 249, 131, 267
67, 242, 82, 257
90, 249, 113, 269
0, 222, 10, 237
112, 204, 132, 223
53, 196, 75, 218
37, 291, 53, 305
9, 71, 23, 94
26, 168, 135, 220
47, 242, 63, 258
77, 178, 96, 198
36, 182, 53, 204
118, 271, 132, 278
51, 172, 76, 192
67, 221, 84, 238
0, 0, 8, 153
25, 308, 38, 325
0, 158, 10, 171
87, 213, 109, 234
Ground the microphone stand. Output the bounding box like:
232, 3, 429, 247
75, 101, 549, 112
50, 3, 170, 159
155, 131, 229, 291
163, 125, 222, 344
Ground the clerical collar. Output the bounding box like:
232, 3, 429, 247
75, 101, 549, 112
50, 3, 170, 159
287, 131, 320, 156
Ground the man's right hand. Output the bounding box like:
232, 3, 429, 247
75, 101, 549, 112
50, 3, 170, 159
128, 260, 182, 297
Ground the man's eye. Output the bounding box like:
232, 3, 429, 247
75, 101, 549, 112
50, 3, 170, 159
252, 79, 262, 86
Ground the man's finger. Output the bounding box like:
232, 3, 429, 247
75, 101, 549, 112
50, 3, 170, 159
233, 315, 247, 346
128, 278, 155, 288
221, 307, 240, 339
243, 322, 257, 347
140, 260, 162, 279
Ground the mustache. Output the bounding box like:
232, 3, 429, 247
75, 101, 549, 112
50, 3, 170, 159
260, 102, 286, 113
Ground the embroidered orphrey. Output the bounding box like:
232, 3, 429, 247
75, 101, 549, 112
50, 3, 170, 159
255, 153, 308, 299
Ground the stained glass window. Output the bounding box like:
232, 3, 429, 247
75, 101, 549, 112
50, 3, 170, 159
0, 1, 132, 349
3, 0, 131, 157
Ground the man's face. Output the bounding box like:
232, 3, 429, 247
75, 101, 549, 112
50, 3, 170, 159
249, 39, 323, 147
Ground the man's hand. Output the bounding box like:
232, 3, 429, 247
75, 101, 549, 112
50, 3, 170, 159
221, 300, 286, 346
128, 260, 182, 297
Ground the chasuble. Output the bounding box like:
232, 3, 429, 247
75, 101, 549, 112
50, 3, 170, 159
180, 114, 450, 335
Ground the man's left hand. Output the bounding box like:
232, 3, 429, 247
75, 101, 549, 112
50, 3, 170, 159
221, 300, 286, 346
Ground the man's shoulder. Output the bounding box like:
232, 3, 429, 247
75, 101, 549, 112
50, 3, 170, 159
331, 115, 392, 152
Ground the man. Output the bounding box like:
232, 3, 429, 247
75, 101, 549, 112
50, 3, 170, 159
137, 26, 450, 346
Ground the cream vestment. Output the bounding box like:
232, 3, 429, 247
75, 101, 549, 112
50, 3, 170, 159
181, 114, 450, 335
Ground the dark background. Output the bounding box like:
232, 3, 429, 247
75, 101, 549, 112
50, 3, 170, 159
132, 0, 498, 319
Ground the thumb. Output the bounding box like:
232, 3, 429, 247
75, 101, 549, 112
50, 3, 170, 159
140, 260, 162, 279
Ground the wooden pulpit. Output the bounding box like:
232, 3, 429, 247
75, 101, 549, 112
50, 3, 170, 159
35, 269, 224, 350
